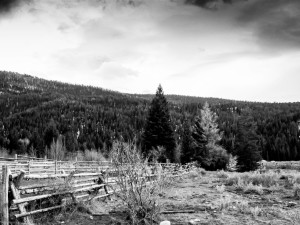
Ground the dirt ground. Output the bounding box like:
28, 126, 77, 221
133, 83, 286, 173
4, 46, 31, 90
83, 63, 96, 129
39, 170, 300, 225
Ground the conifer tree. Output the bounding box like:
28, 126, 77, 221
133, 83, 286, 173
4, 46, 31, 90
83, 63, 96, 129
191, 117, 208, 165
142, 85, 176, 162
191, 102, 228, 170
200, 102, 223, 145
181, 119, 194, 164
44, 119, 59, 149
235, 108, 262, 172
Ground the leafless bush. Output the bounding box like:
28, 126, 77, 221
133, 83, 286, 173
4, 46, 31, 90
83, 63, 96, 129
110, 141, 164, 225
46, 136, 66, 160
227, 154, 237, 171
76, 149, 107, 161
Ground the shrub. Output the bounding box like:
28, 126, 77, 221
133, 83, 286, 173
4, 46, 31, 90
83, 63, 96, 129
188, 171, 199, 179
243, 183, 264, 195
250, 172, 278, 187
218, 195, 232, 211
46, 136, 66, 160
284, 176, 296, 189
173, 144, 181, 163
199, 168, 206, 176
227, 154, 237, 172
203, 144, 229, 171
250, 206, 262, 217
236, 200, 249, 214
0, 148, 14, 158
225, 175, 239, 186
216, 184, 225, 193
217, 170, 229, 179
110, 141, 163, 225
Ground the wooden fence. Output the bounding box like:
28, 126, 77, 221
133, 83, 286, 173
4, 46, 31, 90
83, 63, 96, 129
0, 162, 190, 225
0, 159, 112, 177
0, 157, 177, 177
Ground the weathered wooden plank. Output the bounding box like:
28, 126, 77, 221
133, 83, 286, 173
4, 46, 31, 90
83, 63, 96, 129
13, 184, 106, 205
14, 204, 64, 219
1, 166, 9, 225
10, 182, 34, 225
24, 172, 103, 179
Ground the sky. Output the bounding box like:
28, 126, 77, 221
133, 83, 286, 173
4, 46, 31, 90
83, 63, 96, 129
0, 0, 300, 103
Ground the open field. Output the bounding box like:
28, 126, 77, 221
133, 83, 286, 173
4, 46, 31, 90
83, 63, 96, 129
43, 168, 300, 225
263, 161, 300, 170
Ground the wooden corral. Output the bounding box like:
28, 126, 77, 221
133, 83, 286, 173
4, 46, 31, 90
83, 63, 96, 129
0, 162, 190, 225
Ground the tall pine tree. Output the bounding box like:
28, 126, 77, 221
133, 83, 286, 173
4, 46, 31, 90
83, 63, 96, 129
200, 102, 223, 145
191, 102, 228, 169
142, 85, 176, 162
200, 102, 228, 170
235, 108, 262, 172
191, 116, 208, 165
181, 119, 194, 164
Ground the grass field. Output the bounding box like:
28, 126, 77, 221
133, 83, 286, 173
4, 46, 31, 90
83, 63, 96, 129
37, 167, 300, 225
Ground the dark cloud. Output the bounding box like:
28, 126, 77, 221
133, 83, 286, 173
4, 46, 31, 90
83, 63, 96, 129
0, 0, 20, 13
237, 0, 300, 52
185, 0, 233, 9
0, 0, 31, 14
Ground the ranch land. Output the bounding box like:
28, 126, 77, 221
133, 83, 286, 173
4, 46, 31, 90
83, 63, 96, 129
38, 167, 300, 225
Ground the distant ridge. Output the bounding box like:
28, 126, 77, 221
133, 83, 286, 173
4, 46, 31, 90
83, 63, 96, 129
0, 70, 300, 162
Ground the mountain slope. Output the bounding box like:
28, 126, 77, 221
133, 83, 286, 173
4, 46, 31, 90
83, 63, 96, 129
0, 71, 300, 161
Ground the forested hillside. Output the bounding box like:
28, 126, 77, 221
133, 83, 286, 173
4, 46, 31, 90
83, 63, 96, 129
0, 71, 300, 161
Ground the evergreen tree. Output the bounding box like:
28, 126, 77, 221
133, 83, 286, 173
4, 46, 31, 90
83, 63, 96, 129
192, 102, 228, 169
200, 102, 222, 145
142, 85, 176, 162
181, 119, 193, 164
191, 116, 208, 165
235, 108, 262, 172
44, 119, 59, 149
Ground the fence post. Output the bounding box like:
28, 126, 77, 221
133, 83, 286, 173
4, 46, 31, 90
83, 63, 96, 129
1, 165, 9, 225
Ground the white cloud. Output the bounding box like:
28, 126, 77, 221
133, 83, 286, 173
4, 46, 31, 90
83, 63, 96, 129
0, 0, 299, 102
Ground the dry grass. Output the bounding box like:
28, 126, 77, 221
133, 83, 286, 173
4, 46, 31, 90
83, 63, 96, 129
243, 183, 264, 195
225, 171, 279, 187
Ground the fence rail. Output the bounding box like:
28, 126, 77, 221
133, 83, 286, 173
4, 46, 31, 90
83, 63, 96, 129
0, 157, 178, 178
0, 160, 191, 225
0, 159, 113, 177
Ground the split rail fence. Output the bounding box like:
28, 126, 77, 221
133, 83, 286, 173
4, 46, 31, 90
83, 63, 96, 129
0, 159, 191, 225
0, 156, 112, 177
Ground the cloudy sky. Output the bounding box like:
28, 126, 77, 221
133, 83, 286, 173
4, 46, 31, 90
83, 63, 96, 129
0, 0, 300, 102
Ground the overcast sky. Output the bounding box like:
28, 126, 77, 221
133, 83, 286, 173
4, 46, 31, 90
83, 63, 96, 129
0, 0, 300, 102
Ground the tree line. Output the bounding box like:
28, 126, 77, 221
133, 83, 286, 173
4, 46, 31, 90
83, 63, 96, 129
0, 71, 300, 170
